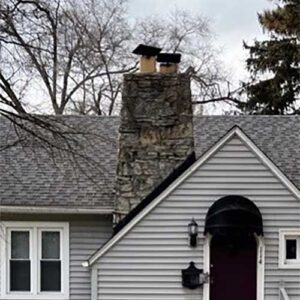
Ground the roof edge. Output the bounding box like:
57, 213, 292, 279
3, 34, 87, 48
113, 151, 197, 235
0, 206, 113, 215
233, 126, 300, 200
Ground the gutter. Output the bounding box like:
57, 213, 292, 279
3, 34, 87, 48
0, 205, 113, 215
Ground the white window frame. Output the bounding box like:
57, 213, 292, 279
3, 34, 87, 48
1, 222, 69, 300
279, 229, 300, 269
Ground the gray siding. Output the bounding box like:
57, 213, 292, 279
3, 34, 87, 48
70, 218, 112, 300
0, 215, 112, 300
96, 135, 300, 300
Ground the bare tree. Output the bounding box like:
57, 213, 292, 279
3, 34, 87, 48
0, 0, 244, 152
65, 0, 137, 115
0, 0, 135, 118
0, 1, 241, 119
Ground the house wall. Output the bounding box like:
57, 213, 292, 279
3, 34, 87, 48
96, 135, 300, 300
70, 218, 112, 300
0, 214, 112, 300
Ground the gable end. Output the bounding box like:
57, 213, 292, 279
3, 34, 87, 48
86, 126, 300, 267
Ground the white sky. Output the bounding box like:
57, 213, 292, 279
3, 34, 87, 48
128, 0, 273, 85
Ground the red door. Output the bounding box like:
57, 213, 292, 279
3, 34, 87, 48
210, 234, 257, 300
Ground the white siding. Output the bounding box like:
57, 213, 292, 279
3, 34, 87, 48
96, 135, 300, 300
70, 218, 112, 300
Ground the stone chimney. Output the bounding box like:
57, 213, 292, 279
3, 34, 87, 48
114, 72, 194, 223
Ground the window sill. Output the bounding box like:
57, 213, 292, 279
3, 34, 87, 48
278, 262, 300, 269
0, 292, 69, 300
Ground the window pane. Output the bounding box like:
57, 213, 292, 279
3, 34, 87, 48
11, 231, 29, 259
42, 231, 60, 259
286, 239, 297, 259
10, 260, 30, 291
41, 261, 61, 291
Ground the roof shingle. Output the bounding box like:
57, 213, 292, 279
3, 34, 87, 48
1, 115, 299, 209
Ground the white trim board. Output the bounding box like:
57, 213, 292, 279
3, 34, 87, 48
278, 228, 300, 269
0, 206, 113, 215
85, 126, 300, 267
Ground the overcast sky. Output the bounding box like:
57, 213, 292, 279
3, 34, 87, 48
128, 0, 273, 84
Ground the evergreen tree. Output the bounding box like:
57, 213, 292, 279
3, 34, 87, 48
242, 0, 300, 114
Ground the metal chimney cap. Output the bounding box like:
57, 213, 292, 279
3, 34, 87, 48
157, 53, 181, 63
132, 44, 162, 57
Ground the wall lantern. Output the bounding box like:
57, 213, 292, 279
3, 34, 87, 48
182, 261, 206, 289
188, 218, 198, 247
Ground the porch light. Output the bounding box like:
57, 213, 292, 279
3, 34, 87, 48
188, 218, 198, 247
182, 261, 202, 289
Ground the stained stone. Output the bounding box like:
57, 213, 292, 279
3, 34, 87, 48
114, 73, 194, 222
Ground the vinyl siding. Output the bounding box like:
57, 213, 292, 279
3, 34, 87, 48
96, 135, 300, 300
70, 218, 112, 300
0, 215, 112, 300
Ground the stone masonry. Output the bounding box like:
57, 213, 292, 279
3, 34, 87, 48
114, 73, 194, 223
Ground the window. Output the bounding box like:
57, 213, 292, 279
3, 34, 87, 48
41, 231, 61, 291
1, 222, 69, 299
279, 229, 300, 269
10, 231, 31, 291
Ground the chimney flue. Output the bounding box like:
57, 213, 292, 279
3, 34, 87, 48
132, 44, 162, 73
157, 53, 181, 74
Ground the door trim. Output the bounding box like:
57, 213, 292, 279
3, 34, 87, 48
203, 234, 265, 300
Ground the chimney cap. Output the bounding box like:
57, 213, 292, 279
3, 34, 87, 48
157, 53, 181, 64
133, 44, 162, 57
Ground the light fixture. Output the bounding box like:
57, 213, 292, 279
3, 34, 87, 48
182, 262, 209, 289
188, 218, 198, 247
182, 261, 202, 289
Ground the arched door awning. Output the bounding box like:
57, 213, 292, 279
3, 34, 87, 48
204, 195, 263, 236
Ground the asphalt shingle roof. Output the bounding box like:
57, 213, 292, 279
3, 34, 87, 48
193, 116, 300, 189
1, 115, 299, 209
0, 116, 119, 209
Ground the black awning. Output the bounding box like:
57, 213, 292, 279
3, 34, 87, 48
204, 195, 263, 236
